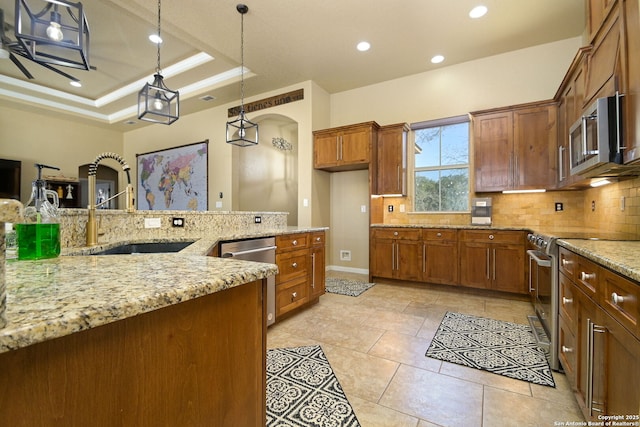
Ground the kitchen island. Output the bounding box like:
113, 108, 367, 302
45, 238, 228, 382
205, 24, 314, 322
0, 254, 278, 426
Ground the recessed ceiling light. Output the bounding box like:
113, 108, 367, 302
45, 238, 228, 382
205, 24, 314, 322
469, 5, 488, 19
70, 81, 82, 87
356, 41, 371, 52
149, 34, 163, 44
431, 55, 445, 64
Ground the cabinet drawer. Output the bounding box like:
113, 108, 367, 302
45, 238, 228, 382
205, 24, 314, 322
559, 247, 576, 280
559, 273, 577, 331
558, 315, 577, 387
423, 229, 457, 241
459, 230, 524, 244
600, 267, 640, 338
276, 248, 309, 284
311, 231, 325, 246
276, 233, 309, 252
574, 254, 599, 298
372, 228, 422, 241
276, 276, 309, 316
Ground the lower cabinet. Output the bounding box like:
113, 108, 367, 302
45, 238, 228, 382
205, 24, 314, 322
370, 227, 526, 295
275, 231, 325, 319
558, 247, 640, 421
458, 230, 527, 294
370, 228, 423, 281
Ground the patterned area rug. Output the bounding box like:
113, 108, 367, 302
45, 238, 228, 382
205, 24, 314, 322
325, 278, 374, 297
425, 312, 555, 387
267, 345, 361, 427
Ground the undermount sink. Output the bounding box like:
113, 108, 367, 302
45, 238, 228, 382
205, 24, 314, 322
92, 241, 195, 255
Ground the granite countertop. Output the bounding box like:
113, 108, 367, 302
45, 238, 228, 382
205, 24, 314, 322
370, 224, 530, 231
1, 226, 327, 354
556, 239, 640, 283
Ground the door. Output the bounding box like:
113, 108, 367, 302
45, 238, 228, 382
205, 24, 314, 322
314, 133, 339, 167
424, 240, 458, 285
371, 238, 395, 279
459, 241, 490, 289
340, 127, 371, 164
396, 240, 423, 281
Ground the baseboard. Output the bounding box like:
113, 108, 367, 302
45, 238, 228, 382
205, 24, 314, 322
326, 265, 369, 275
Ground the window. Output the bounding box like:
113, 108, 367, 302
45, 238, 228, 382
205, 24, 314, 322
412, 116, 469, 212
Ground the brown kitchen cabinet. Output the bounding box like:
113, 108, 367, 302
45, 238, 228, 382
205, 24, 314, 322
472, 101, 557, 192
458, 230, 527, 294
423, 229, 458, 285
0, 280, 267, 426
375, 123, 409, 195
313, 121, 379, 171
275, 231, 325, 319
309, 231, 326, 300
555, 47, 590, 188
558, 247, 640, 421
370, 228, 423, 282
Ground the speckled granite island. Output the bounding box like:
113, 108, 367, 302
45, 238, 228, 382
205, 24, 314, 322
0, 251, 277, 426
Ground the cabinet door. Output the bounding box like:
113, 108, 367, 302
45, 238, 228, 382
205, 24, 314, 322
371, 239, 395, 279
575, 287, 603, 419
459, 241, 490, 289
310, 244, 325, 300
622, 0, 640, 164
491, 244, 526, 294
377, 123, 408, 195
600, 309, 640, 418
513, 105, 557, 189
424, 240, 458, 285
396, 240, 423, 281
473, 111, 513, 191
559, 315, 578, 388
341, 127, 371, 165
313, 133, 339, 168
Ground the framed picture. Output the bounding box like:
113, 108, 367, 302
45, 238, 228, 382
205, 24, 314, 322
136, 140, 208, 211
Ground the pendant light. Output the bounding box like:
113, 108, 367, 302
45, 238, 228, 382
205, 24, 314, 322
226, 4, 258, 146
138, 0, 179, 125
14, 0, 91, 70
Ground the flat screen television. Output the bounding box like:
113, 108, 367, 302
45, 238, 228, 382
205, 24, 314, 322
0, 159, 22, 200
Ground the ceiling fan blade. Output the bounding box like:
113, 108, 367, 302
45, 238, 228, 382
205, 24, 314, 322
9, 53, 34, 79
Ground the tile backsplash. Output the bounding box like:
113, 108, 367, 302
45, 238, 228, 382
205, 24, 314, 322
379, 176, 640, 237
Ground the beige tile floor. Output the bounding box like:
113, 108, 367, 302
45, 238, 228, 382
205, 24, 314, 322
267, 271, 586, 427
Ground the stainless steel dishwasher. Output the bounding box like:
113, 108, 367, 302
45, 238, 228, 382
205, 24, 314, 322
220, 237, 277, 326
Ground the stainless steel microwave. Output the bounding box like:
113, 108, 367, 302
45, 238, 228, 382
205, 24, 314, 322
569, 93, 623, 177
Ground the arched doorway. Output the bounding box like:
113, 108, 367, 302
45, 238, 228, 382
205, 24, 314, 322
78, 164, 119, 209
232, 114, 298, 225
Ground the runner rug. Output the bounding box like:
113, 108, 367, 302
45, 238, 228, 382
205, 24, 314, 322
266, 345, 361, 426
425, 312, 555, 387
325, 278, 374, 297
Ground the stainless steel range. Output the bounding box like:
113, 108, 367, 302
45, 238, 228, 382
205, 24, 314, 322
526, 232, 559, 370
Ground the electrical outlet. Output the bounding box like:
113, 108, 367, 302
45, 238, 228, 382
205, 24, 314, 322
387, 205, 394, 212
339, 250, 351, 261
254, 216, 262, 224
172, 217, 184, 227
555, 202, 563, 212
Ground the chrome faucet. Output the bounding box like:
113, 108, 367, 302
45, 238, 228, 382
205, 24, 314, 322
86, 153, 135, 246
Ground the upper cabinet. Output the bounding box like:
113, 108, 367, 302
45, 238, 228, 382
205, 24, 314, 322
375, 123, 409, 196
556, 48, 590, 188
313, 121, 379, 171
472, 101, 557, 192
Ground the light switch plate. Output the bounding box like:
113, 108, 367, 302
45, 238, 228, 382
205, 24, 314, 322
144, 218, 161, 228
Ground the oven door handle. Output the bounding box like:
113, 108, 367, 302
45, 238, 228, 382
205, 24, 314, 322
527, 250, 551, 267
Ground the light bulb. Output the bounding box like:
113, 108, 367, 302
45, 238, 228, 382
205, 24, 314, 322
46, 21, 64, 41
239, 127, 246, 138
153, 98, 164, 111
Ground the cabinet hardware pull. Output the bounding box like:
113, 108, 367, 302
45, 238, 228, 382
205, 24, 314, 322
528, 256, 536, 292
492, 248, 496, 280
292, 240, 298, 246
393, 231, 398, 236
562, 258, 570, 266
486, 248, 490, 279
561, 345, 573, 353
489, 234, 495, 240
292, 262, 298, 268
558, 145, 565, 181
587, 319, 606, 417
291, 291, 297, 301
611, 292, 624, 305
562, 297, 573, 305
436, 232, 442, 237
422, 243, 426, 273
311, 253, 315, 288
580, 271, 595, 281
316, 237, 321, 242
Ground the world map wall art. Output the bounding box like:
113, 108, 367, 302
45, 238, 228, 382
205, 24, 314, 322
137, 141, 209, 211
